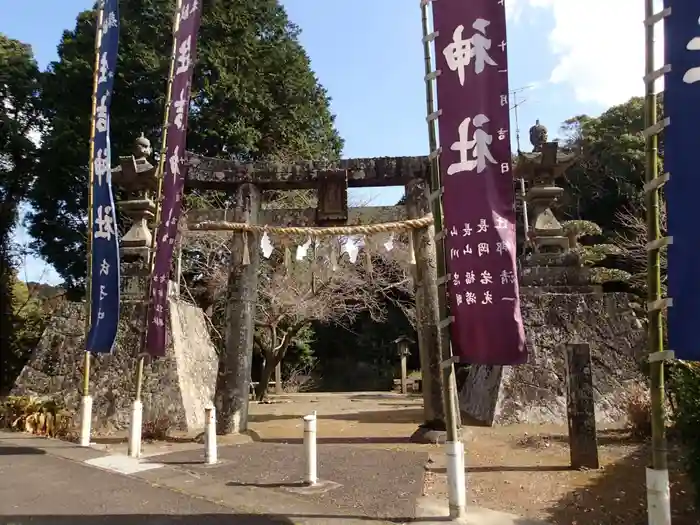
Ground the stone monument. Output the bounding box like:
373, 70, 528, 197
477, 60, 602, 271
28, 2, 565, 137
458, 122, 647, 426
13, 136, 218, 432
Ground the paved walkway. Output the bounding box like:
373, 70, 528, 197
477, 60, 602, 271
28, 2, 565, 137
0, 432, 400, 525
0, 431, 545, 525
156, 441, 426, 520
0, 439, 287, 524
0, 448, 276, 524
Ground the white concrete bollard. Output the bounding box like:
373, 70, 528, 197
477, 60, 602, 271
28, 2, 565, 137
446, 441, 466, 519
127, 400, 143, 458
79, 395, 93, 447
303, 412, 317, 485
646, 467, 671, 525
204, 405, 218, 465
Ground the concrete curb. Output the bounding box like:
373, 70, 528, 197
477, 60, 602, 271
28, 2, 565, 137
415, 496, 551, 525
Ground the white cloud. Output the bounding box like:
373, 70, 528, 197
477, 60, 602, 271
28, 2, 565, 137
526, 0, 664, 107
506, 0, 523, 22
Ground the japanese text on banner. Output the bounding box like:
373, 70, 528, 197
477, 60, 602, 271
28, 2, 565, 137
664, 0, 700, 360
432, 0, 527, 365
145, 0, 202, 357
87, 0, 121, 354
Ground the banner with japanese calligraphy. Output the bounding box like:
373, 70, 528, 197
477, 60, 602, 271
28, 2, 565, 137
145, 0, 202, 357
432, 0, 527, 364
664, 0, 700, 361
86, 0, 120, 354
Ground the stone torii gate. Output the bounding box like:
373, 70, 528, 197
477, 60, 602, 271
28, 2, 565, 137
183, 153, 447, 439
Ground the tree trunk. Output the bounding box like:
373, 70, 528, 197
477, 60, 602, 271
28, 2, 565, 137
256, 357, 276, 401
214, 183, 261, 434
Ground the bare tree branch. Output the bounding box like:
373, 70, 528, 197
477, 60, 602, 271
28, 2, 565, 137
613, 198, 667, 291
178, 190, 416, 398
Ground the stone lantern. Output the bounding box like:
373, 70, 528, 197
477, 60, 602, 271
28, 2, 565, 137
516, 123, 578, 256
515, 122, 598, 292
110, 134, 158, 302
394, 335, 414, 395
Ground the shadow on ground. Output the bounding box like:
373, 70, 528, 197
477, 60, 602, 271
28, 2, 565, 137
260, 436, 411, 445
0, 445, 45, 455
513, 428, 646, 449
249, 408, 424, 425
544, 444, 699, 525
0, 515, 292, 524
346, 393, 422, 401
426, 464, 571, 474
91, 435, 197, 445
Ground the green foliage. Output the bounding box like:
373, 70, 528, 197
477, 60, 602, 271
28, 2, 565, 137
558, 97, 662, 288
558, 96, 662, 237
312, 302, 416, 392
669, 363, 700, 506
0, 273, 56, 394
280, 323, 316, 376
252, 322, 316, 376
573, 244, 623, 266
0, 35, 41, 212
561, 218, 629, 283
12, 277, 51, 351
0, 34, 41, 394
28, 0, 343, 292
589, 267, 632, 285
562, 220, 602, 240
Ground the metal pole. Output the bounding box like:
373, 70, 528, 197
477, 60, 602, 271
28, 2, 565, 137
643, 0, 670, 523
204, 405, 218, 464
81, 1, 106, 448
303, 412, 318, 485
511, 91, 529, 244
420, 0, 464, 518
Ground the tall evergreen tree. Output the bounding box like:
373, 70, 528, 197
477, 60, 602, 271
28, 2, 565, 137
28, 0, 343, 292
0, 34, 42, 392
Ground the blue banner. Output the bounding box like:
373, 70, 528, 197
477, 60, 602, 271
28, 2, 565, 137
86, 0, 121, 354
665, 0, 700, 360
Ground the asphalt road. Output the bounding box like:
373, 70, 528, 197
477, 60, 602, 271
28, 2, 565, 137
0, 443, 291, 525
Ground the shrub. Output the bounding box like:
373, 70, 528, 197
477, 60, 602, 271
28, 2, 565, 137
141, 416, 171, 441
0, 395, 75, 440
625, 382, 652, 438
668, 362, 700, 507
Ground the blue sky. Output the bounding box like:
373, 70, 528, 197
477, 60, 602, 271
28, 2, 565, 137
1, 0, 654, 285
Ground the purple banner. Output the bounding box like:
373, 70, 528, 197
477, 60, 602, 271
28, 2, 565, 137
432, 0, 527, 364
145, 0, 202, 357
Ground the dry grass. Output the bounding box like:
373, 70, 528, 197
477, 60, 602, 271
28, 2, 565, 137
0, 395, 78, 441
141, 416, 172, 441
625, 383, 652, 439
